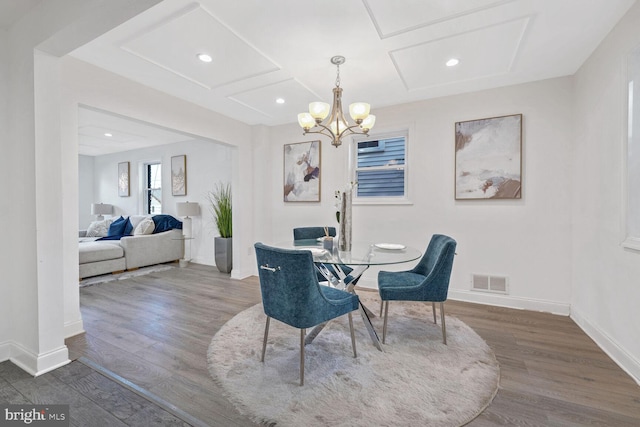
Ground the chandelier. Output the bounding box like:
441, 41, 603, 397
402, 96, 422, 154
297, 56, 376, 148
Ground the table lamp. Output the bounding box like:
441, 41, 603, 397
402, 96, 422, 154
91, 203, 112, 221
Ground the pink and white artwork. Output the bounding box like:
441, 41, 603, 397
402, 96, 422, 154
455, 114, 522, 200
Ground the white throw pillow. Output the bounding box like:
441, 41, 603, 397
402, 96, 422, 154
133, 217, 155, 235
129, 215, 150, 230
86, 218, 114, 237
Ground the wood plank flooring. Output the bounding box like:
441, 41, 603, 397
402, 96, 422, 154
3, 263, 640, 426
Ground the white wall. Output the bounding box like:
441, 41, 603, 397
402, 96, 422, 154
260, 77, 574, 315
78, 155, 95, 229
0, 28, 10, 360
86, 138, 233, 265
571, 1, 640, 383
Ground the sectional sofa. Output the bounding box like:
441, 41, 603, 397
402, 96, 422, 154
79, 215, 184, 279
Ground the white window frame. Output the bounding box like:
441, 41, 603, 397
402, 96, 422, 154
350, 129, 411, 205
142, 161, 162, 215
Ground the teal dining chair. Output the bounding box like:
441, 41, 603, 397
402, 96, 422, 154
377, 234, 457, 345
254, 242, 359, 385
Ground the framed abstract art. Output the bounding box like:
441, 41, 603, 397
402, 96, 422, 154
455, 114, 522, 200
118, 161, 130, 197
171, 155, 187, 196
283, 140, 321, 202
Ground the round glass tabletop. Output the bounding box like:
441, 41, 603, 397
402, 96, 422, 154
274, 239, 422, 266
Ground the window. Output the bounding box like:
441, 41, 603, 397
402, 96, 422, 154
352, 132, 407, 201
145, 162, 162, 214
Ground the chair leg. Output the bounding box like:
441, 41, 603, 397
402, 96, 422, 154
348, 311, 357, 357
300, 328, 305, 386
440, 302, 447, 345
261, 316, 270, 362
432, 302, 437, 324
382, 301, 389, 344
379, 299, 383, 317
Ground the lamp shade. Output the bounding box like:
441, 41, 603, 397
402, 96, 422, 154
91, 203, 112, 215
176, 201, 200, 217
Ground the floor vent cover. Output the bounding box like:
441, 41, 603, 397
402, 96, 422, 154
472, 274, 508, 294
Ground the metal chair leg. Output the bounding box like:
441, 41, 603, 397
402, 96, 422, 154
382, 301, 389, 344
379, 299, 383, 317
261, 317, 270, 362
300, 328, 305, 386
432, 302, 437, 324
348, 312, 357, 357
440, 302, 447, 345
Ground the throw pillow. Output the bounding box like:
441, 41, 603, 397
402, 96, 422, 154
152, 215, 183, 233
86, 218, 114, 237
107, 216, 128, 237
133, 218, 155, 235
124, 217, 134, 235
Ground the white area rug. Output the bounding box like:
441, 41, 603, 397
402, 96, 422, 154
208, 293, 500, 427
80, 265, 174, 287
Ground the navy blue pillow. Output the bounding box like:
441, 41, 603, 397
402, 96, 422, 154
152, 215, 183, 233
124, 218, 133, 235
107, 216, 128, 237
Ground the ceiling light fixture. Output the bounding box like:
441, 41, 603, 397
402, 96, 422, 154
297, 56, 375, 148
104, 133, 113, 137
197, 53, 212, 63
276, 98, 285, 104
446, 58, 460, 67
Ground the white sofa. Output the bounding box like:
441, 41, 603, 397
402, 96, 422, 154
79, 216, 184, 279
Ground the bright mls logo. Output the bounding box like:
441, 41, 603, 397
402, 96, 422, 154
1, 405, 69, 426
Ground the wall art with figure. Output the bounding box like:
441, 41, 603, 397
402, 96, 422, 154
283, 140, 321, 202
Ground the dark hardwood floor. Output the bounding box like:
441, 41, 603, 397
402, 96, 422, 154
2, 263, 640, 426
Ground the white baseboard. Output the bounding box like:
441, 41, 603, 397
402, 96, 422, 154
0, 341, 11, 362
447, 289, 571, 315
8, 342, 70, 376
64, 319, 85, 338
571, 308, 640, 386
355, 277, 571, 315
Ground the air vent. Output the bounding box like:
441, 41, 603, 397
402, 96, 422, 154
472, 274, 508, 294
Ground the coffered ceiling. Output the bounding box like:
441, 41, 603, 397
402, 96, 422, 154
1, 0, 637, 155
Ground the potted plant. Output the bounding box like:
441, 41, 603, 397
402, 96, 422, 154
208, 182, 232, 273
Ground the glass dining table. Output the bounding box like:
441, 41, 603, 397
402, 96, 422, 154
274, 239, 422, 351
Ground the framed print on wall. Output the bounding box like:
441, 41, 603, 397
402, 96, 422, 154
455, 114, 522, 200
118, 161, 130, 197
171, 155, 187, 196
283, 140, 321, 202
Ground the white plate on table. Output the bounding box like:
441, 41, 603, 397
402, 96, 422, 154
305, 247, 328, 256
374, 243, 406, 251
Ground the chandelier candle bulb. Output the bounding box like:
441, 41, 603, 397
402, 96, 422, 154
309, 102, 330, 120
349, 103, 370, 121
297, 113, 315, 130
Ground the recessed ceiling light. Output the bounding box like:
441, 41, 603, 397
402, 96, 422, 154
446, 58, 460, 67
104, 133, 113, 137
276, 98, 285, 104
197, 53, 213, 63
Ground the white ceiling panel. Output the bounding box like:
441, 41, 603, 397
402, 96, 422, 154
121, 4, 280, 89
391, 17, 529, 90
228, 79, 322, 119
78, 107, 196, 156
363, 0, 517, 38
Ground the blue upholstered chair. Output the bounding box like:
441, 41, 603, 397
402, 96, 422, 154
377, 234, 457, 345
254, 242, 359, 386
292, 227, 355, 283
